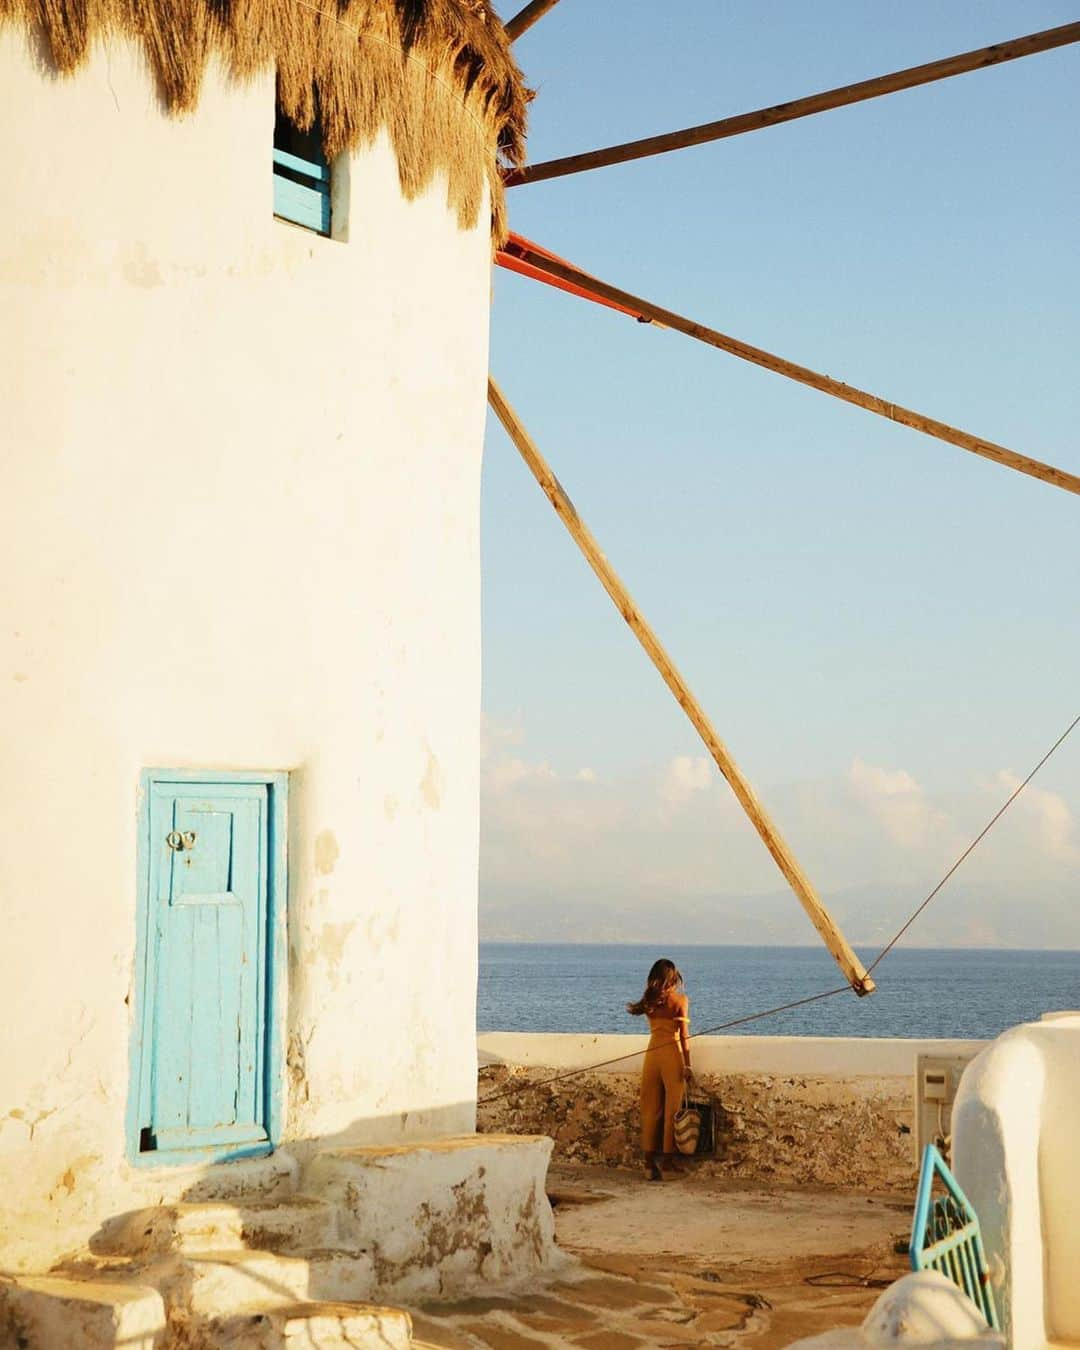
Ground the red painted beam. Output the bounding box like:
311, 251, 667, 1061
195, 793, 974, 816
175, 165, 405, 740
496, 233, 649, 323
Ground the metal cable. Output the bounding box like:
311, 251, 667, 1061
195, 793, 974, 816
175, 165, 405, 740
865, 712, 1080, 976
478, 985, 850, 1106
479, 711, 1078, 1109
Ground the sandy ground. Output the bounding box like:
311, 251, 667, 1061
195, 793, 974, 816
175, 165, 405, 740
409, 1162, 911, 1348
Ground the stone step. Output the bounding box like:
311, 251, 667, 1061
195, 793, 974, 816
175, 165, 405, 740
156, 1149, 300, 1205
146, 1247, 378, 1317
304, 1133, 558, 1302
0, 1274, 165, 1350
191, 1299, 413, 1348
92, 1195, 338, 1258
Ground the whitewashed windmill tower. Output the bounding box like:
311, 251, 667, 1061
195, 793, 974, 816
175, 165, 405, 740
0, 2, 554, 1340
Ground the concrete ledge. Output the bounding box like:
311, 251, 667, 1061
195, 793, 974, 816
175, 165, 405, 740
479, 1032, 989, 1078
305, 1133, 559, 1302
92, 1196, 338, 1258
0, 1275, 165, 1350
206, 1301, 412, 1349
145, 1248, 379, 1317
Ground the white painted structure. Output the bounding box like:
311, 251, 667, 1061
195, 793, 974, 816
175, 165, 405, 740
782, 1013, 1080, 1350
0, 26, 495, 1275
952, 1012, 1080, 1350
786, 1271, 1005, 1348
479, 1031, 989, 1079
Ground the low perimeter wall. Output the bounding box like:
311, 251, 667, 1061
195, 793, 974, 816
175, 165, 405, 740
477, 1033, 987, 1194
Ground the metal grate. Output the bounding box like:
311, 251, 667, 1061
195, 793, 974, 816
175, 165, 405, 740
910, 1143, 999, 1330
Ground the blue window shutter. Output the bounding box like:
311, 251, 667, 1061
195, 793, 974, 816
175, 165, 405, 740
273, 111, 332, 236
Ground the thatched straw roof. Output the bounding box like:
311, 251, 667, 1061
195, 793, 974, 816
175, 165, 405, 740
0, 0, 527, 240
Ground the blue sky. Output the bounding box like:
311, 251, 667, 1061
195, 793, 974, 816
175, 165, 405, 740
479, 2, 1079, 946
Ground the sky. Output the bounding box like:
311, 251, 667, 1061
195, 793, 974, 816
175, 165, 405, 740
479, 1, 1080, 948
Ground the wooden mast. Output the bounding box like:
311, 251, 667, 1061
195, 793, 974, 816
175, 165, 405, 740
504, 0, 563, 43
500, 243, 1080, 498
488, 375, 876, 996
506, 21, 1080, 185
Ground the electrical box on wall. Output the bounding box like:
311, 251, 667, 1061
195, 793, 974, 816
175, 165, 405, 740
913, 1054, 979, 1165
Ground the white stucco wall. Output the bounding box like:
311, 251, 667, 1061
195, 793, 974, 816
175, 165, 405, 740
952, 1012, 1080, 1349
478, 1032, 988, 1077
0, 29, 491, 1269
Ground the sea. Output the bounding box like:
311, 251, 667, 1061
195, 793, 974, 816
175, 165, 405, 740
477, 943, 1080, 1041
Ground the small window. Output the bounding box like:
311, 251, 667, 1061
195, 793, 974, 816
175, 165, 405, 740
273, 104, 331, 235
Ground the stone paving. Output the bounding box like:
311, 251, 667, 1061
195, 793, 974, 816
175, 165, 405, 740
407, 1163, 910, 1348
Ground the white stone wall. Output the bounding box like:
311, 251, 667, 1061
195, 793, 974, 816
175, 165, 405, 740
0, 29, 490, 1269
478, 1031, 988, 1077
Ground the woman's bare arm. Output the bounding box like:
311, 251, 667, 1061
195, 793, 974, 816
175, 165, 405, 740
675, 994, 691, 1075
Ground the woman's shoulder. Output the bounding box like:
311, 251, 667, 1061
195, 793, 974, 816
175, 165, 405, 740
659, 989, 688, 1015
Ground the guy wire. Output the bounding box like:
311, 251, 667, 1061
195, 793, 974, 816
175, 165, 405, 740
479, 712, 1078, 1109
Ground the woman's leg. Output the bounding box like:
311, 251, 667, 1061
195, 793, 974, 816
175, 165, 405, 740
659, 1044, 687, 1166
639, 1052, 663, 1178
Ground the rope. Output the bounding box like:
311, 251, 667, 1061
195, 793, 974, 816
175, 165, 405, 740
478, 712, 1079, 1111
805, 1270, 893, 1289
865, 711, 1080, 976
478, 985, 850, 1106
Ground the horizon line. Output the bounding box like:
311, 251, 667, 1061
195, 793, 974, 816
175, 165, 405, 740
478, 938, 1080, 953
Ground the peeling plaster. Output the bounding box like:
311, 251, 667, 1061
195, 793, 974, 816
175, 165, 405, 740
287, 1026, 315, 1108
364, 911, 400, 951
420, 744, 444, 810
315, 920, 356, 988
17, 1107, 59, 1142
311, 1138, 557, 1302
416, 1178, 488, 1274
48, 1155, 101, 1202
313, 829, 339, 875
121, 244, 164, 288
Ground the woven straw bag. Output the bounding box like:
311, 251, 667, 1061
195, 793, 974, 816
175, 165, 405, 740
673, 1087, 702, 1155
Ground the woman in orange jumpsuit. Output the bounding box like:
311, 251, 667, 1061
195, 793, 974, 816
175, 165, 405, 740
626, 958, 692, 1180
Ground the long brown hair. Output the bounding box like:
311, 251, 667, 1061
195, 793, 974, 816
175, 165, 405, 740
626, 958, 683, 1017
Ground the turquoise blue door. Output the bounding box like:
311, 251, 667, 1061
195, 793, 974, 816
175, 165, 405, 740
132, 776, 281, 1162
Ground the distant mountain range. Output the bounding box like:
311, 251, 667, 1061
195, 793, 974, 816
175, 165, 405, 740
480, 880, 1079, 950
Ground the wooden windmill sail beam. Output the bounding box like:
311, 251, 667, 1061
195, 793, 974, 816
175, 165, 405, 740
505, 21, 1080, 185
497, 240, 1080, 497
488, 375, 876, 997
504, 0, 563, 43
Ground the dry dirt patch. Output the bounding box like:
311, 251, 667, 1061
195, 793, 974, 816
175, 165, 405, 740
478, 1066, 916, 1193
411, 1162, 911, 1348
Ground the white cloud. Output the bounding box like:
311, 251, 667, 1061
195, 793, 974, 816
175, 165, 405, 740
991, 771, 1079, 864
484, 755, 556, 792
480, 713, 524, 760
849, 757, 954, 851
478, 719, 1080, 946
659, 754, 713, 804
480, 715, 557, 791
